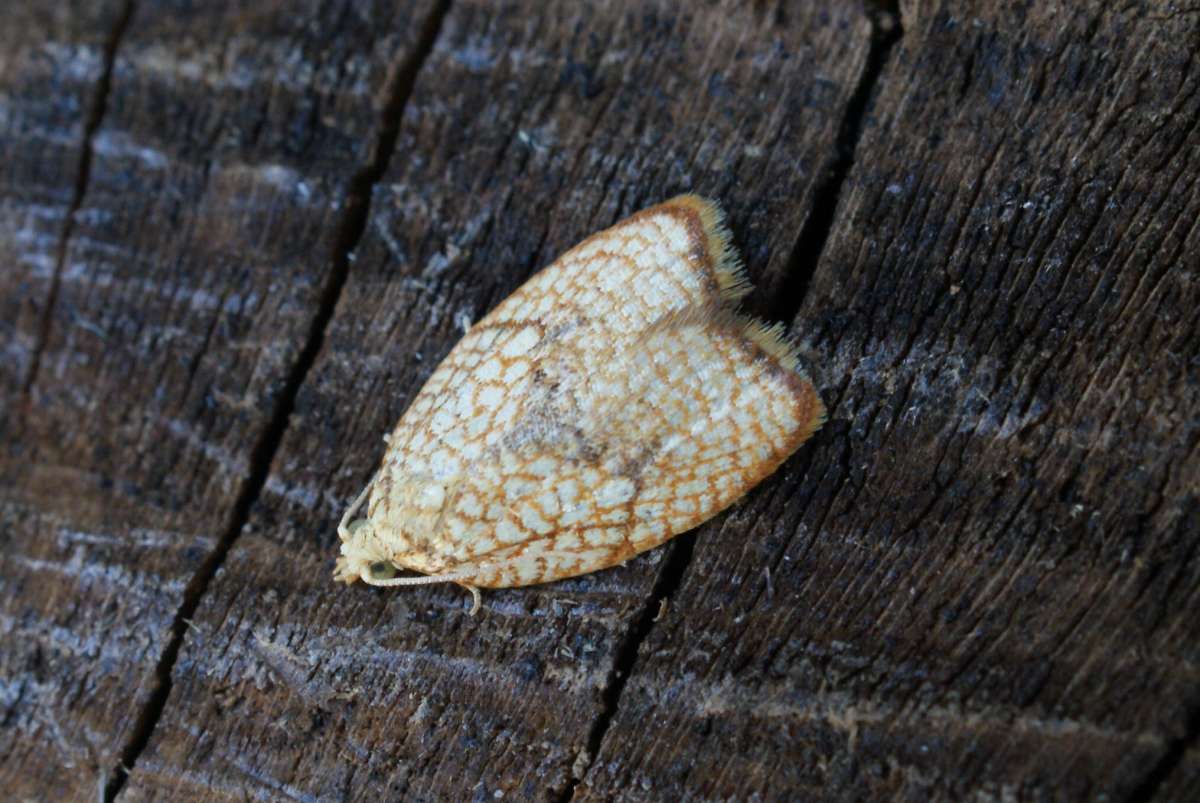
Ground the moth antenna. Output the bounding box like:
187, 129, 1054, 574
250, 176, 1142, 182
338, 473, 376, 541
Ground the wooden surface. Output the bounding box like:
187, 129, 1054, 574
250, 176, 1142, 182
0, 1, 1196, 801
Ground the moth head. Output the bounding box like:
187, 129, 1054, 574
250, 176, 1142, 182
333, 472, 460, 587
333, 518, 399, 585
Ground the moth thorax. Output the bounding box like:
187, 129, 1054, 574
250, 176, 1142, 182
368, 473, 461, 561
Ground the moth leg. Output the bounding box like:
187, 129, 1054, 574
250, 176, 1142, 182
456, 582, 482, 616
337, 472, 376, 541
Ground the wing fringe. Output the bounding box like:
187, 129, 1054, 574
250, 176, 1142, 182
642, 305, 827, 434
663, 194, 751, 304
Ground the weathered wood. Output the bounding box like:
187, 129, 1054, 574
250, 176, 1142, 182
1154, 741, 1200, 802
0, 0, 126, 402
1, 0, 1197, 801
0, 1, 440, 799
579, 1, 1200, 800
118, 2, 872, 800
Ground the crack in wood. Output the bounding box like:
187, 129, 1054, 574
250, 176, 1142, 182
20, 0, 136, 399
556, 532, 699, 803
100, 2, 453, 799
770, 1, 903, 327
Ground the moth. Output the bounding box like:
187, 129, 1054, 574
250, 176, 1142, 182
335, 195, 825, 613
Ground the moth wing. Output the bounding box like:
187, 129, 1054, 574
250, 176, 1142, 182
429, 309, 825, 588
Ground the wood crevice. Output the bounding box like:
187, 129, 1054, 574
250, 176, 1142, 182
769, 1, 903, 327
556, 531, 699, 803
